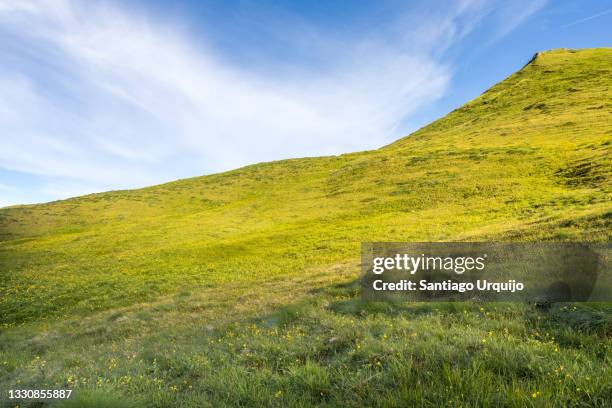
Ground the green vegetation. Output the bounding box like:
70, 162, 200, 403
0, 48, 610, 406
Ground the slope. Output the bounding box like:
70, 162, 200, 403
0, 48, 610, 326
0, 48, 611, 407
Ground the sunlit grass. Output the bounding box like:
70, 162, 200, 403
0, 48, 610, 406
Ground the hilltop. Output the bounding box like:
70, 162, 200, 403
0, 48, 610, 407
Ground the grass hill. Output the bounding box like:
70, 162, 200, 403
0, 48, 611, 407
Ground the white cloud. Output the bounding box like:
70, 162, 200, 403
0, 0, 543, 205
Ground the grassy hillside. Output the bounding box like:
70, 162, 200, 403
0, 48, 611, 407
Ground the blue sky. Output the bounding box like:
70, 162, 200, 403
0, 0, 610, 207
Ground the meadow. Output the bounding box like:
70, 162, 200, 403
0, 48, 610, 406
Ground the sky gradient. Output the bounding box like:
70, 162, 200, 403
0, 0, 611, 206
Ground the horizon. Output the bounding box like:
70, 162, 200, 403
1, 0, 611, 207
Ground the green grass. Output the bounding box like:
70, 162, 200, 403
0, 48, 611, 407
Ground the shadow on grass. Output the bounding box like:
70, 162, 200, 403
276, 278, 611, 337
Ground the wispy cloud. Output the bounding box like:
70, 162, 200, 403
561, 8, 612, 29
0, 0, 543, 205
